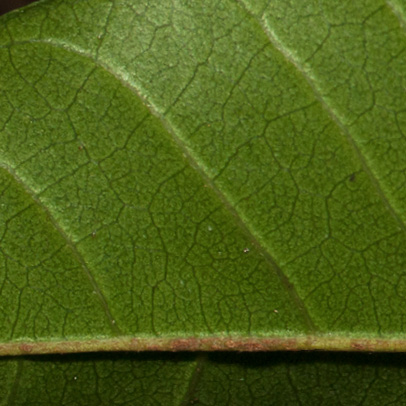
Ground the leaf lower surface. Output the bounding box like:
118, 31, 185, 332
2, 0, 406, 403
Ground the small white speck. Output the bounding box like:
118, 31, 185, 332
243, 248, 250, 253
112, 320, 116, 324
207, 225, 213, 231
73, 376, 78, 381
274, 309, 279, 313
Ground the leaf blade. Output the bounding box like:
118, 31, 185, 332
1, 0, 406, 346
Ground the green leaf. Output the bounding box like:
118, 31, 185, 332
3, 353, 406, 405
2, 0, 406, 403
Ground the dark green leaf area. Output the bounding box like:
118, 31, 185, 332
195, 352, 406, 406
2, 352, 406, 405
0, 353, 195, 406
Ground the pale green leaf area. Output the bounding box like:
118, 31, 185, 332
1, 0, 406, 404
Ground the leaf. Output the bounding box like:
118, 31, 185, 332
1, 0, 406, 403
3, 353, 406, 405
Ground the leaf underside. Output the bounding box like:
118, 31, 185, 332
2, 0, 406, 404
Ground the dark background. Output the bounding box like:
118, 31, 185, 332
0, 0, 38, 16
